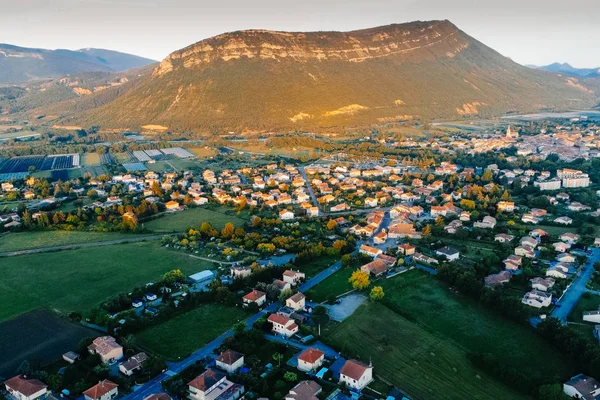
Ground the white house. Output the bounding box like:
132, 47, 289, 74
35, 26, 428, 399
119, 352, 148, 376
530, 277, 555, 292
563, 374, 600, 400
216, 350, 245, 374
436, 246, 460, 261
3, 376, 47, 400
282, 270, 306, 286
546, 264, 570, 279
297, 348, 325, 372
339, 359, 373, 391
285, 292, 306, 311
522, 290, 552, 308
268, 313, 299, 337
279, 210, 295, 220
188, 369, 243, 400
359, 244, 382, 258
243, 290, 266, 307
88, 336, 123, 364
583, 310, 600, 324
83, 380, 119, 400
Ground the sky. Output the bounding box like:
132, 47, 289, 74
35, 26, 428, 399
1, 0, 599, 68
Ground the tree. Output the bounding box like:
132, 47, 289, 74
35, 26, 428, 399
349, 270, 370, 290
327, 219, 338, 230
370, 286, 384, 301
341, 254, 353, 268
422, 224, 432, 238
536, 384, 568, 400
162, 269, 184, 284
482, 169, 493, 182
221, 222, 235, 240
284, 372, 298, 382
272, 352, 284, 366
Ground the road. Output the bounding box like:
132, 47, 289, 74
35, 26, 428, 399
122, 257, 343, 400
298, 166, 322, 213
0, 234, 168, 257
551, 248, 600, 323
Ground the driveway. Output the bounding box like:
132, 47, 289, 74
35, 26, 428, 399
324, 294, 367, 321
551, 248, 600, 323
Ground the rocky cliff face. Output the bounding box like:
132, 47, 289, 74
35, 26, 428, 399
153, 20, 468, 76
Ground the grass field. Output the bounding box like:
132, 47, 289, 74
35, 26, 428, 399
326, 271, 574, 399
188, 147, 218, 158
0, 230, 151, 252
379, 272, 572, 379
144, 207, 247, 232
81, 153, 101, 166
568, 293, 600, 322
328, 302, 527, 400
137, 304, 247, 360
0, 241, 211, 322
306, 267, 353, 302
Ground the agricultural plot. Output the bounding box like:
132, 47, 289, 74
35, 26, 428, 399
0, 230, 147, 252
0, 154, 78, 173
81, 153, 101, 166
143, 207, 247, 232
0, 241, 210, 322
0, 309, 98, 376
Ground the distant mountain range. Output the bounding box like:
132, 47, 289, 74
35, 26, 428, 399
3, 21, 599, 132
529, 63, 600, 78
0, 44, 156, 84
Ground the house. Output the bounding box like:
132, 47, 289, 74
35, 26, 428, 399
297, 348, 325, 372
435, 246, 459, 261
279, 210, 295, 220
119, 352, 148, 376
283, 270, 306, 286
495, 234, 514, 243
497, 201, 516, 212
553, 242, 571, 253
83, 380, 118, 400
484, 271, 512, 287
339, 359, 373, 391
231, 265, 252, 279
88, 336, 123, 363
286, 292, 306, 311
530, 277, 555, 292
555, 216, 573, 225
413, 252, 438, 265
62, 351, 79, 364
273, 279, 292, 292
144, 394, 172, 400
286, 381, 322, 400
563, 374, 600, 400
360, 259, 390, 277
521, 214, 540, 224
268, 313, 298, 337
216, 350, 245, 373
583, 310, 600, 324
359, 244, 382, 258
522, 290, 552, 308
547, 262, 570, 278
243, 290, 266, 307
3, 376, 47, 400
474, 216, 496, 229
560, 232, 580, 245
165, 200, 180, 210
556, 253, 576, 264
398, 243, 415, 256
188, 369, 244, 400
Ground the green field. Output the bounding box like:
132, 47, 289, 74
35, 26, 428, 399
306, 267, 353, 302
0, 242, 211, 322
326, 271, 573, 399
145, 158, 202, 173
568, 293, 600, 323
137, 304, 247, 360
0, 230, 152, 252
144, 207, 247, 232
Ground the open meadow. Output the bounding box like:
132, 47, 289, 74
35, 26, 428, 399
137, 304, 247, 360
143, 207, 247, 232
0, 241, 211, 322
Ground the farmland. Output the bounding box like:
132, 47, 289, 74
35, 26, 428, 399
0, 241, 211, 322
306, 267, 353, 302
137, 304, 248, 360
0, 230, 152, 252
326, 271, 574, 400
143, 207, 248, 232
0, 309, 98, 376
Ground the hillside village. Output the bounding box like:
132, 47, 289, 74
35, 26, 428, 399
2, 116, 600, 400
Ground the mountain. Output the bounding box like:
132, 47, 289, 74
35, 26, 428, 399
532, 63, 600, 78
32, 21, 600, 132
0, 44, 156, 84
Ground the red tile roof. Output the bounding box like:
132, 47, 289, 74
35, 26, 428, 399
188, 369, 225, 392
83, 380, 118, 400
298, 348, 325, 364
340, 359, 370, 381
243, 289, 266, 301
217, 349, 244, 365
4, 375, 47, 397
268, 313, 292, 326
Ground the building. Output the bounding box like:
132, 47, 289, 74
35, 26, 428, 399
285, 381, 322, 400
495, 234, 514, 243
530, 277, 555, 292
297, 348, 325, 372
534, 179, 561, 191
560, 232, 581, 245
360, 259, 390, 277
484, 271, 512, 287
3, 376, 47, 400
165, 200, 180, 210
231, 265, 252, 279
563, 374, 600, 400
522, 290, 552, 308
88, 336, 123, 363
359, 244, 382, 258
397, 243, 415, 256
435, 246, 459, 261
497, 201, 515, 212
243, 290, 266, 307
188, 369, 244, 400
83, 380, 118, 400
285, 292, 306, 311
279, 210, 295, 220
283, 270, 306, 286
547, 264, 570, 279
216, 350, 245, 374
339, 359, 373, 391
144, 394, 171, 400
119, 352, 148, 376
583, 310, 600, 324
268, 313, 299, 337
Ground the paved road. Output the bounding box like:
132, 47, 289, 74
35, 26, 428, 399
123, 257, 343, 400
551, 248, 600, 323
298, 166, 322, 213
0, 234, 167, 257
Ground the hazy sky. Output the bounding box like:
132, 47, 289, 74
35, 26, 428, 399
2, 0, 599, 67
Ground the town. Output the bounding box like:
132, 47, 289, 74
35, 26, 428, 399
2, 115, 600, 400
